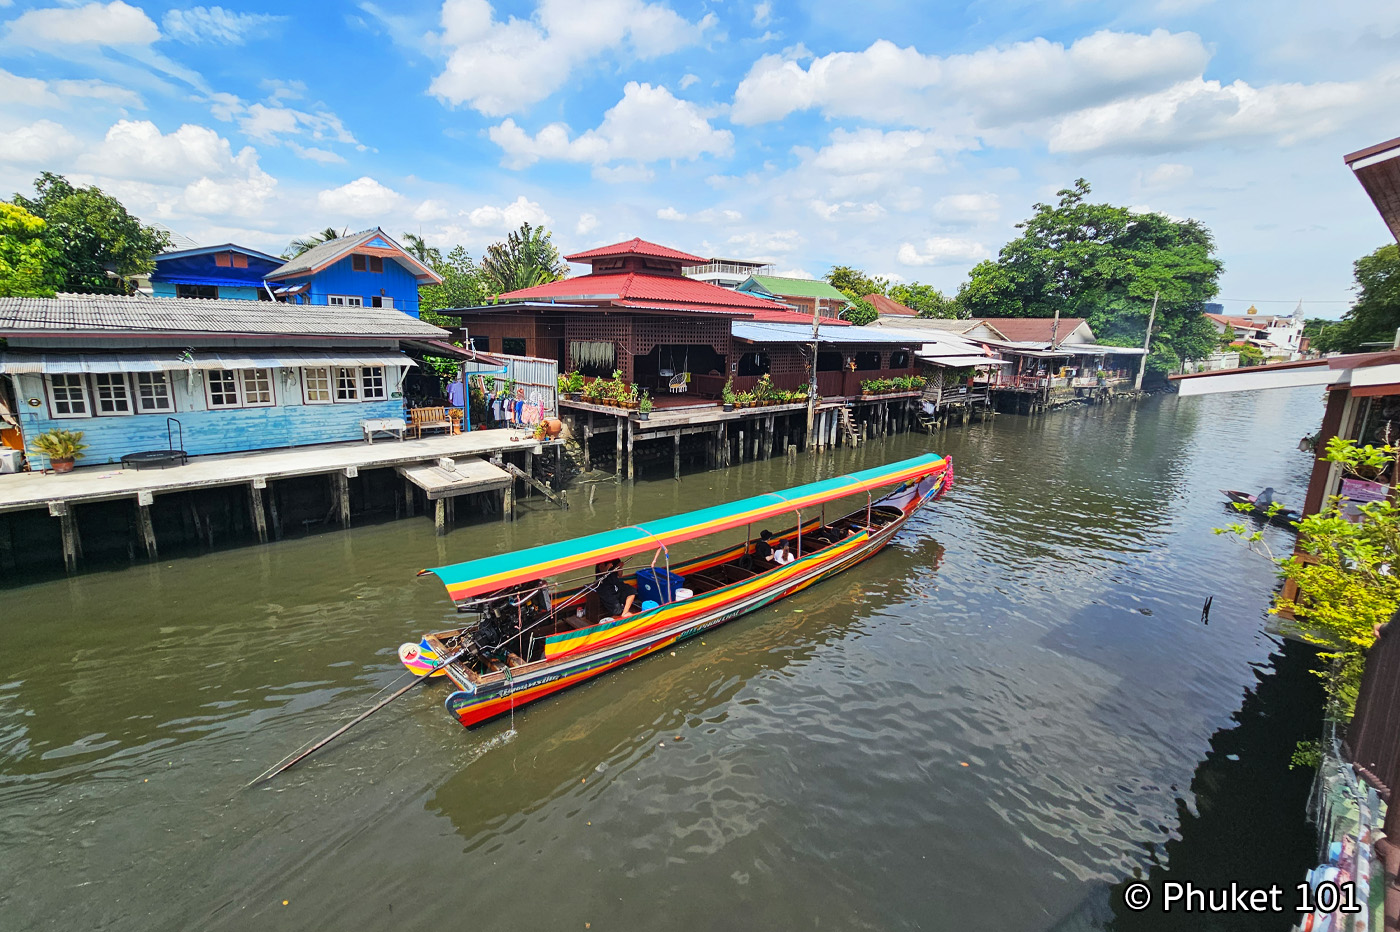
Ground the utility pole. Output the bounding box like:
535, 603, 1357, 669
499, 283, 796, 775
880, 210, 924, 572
805, 300, 820, 450
1134, 291, 1159, 392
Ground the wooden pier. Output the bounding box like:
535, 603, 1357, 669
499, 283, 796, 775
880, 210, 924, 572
0, 429, 559, 575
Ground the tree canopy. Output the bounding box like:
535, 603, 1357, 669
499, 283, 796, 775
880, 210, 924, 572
957, 179, 1223, 372
888, 282, 964, 318
825, 265, 888, 303
480, 222, 567, 295
0, 202, 63, 297
1311, 245, 1400, 354
419, 246, 485, 328
284, 226, 346, 259
12, 172, 168, 294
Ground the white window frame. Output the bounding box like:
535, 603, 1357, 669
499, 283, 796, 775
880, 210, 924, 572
370, 296, 395, 309
134, 372, 175, 414
240, 369, 275, 407
334, 367, 359, 402
47, 373, 91, 419
327, 294, 364, 307
206, 369, 243, 409
302, 367, 333, 405
92, 372, 134, 417
360, 366, 386, 401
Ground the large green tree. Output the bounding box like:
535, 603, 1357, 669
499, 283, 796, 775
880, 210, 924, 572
480, 222, 567, 295
889, 281, 964, 318
13, 172, 168, 293
1311, 245, 1400, 354
825, 265, 888, 302
419, 246, 485, 328
0, 202, 63, 297
957, 179, 1223, 372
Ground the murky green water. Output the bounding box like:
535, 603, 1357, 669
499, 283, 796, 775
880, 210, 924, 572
1, 391, 1325, 931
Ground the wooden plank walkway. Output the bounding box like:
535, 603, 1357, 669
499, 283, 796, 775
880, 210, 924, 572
0, 430, 550, 513
396, 458, 511, 500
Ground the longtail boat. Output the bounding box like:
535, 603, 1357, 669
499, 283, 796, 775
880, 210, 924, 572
400, 453, 953, 728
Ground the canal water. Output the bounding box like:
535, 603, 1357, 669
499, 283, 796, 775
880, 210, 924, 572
0, 389, 1325, 931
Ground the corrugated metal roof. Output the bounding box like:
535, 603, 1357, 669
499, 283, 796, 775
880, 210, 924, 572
0, 294, 448, 338
0, 349, 416, 374
564, 238, 707, 263
732, 321, 925, 345
499, 270, 781, 312
865, 294, 916, 316
744, 275, 851, 302
977, 317, 1091, 342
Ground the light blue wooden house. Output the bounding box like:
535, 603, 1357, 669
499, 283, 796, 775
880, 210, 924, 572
0, 294, 452, 469
265, 228, 441, 318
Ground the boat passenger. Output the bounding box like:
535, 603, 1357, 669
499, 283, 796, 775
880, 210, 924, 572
597, 560, 637, 619
772, 540, 795, 565
1255, 487, 1276, 511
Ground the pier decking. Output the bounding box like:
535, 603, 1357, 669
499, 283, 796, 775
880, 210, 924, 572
0, 429, 558, 575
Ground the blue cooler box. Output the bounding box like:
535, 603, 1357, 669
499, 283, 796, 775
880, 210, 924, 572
636, 567, 684, 604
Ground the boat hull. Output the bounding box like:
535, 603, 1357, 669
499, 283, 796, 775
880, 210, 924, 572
440, 482, 939, 728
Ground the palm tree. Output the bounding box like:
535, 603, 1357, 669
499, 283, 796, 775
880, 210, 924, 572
401, 232, 442, 267
480, 222, 567, 296
283, 226, 346, 260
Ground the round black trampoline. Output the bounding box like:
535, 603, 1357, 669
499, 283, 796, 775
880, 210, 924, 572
121, 450, 188, 470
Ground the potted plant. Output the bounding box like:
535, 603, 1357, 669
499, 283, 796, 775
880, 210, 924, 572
31, 428, 87, 473
721, 377, 736, 412
568, 370, 585, 399
638, 390, 652, 420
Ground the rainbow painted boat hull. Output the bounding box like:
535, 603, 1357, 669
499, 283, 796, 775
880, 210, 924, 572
410, 454, 952, 729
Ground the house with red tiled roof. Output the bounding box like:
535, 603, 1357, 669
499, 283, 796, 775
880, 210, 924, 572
439, 238, 863, 404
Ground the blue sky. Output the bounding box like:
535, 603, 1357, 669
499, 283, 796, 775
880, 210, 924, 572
1, 0, 1396, 317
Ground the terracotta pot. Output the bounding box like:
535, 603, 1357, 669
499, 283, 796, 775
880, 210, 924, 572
543, 417, 563, 438
52, 458, 75, 474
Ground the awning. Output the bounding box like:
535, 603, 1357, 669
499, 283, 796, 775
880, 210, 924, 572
917, 353, 1011, 367
0, 349, 416, 374
421, 453, 951, 602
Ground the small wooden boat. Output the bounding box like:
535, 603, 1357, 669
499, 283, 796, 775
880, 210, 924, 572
402, 453, 953, 728
1222, 489, 1300, 530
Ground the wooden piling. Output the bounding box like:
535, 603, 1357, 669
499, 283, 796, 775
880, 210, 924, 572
435, 499, 448, 536
403, 478, 416, 517
0, 517, 14, 574
502, 483, 514, 521
135, 491, 159, 560
247, 483, 268, 544
523, 450, 534, 498
583, 413, 593, 471
50, 501, 78, 574
332, 472, 351, 528
615, 415, 624, 479
673, 430, 682, 480
626, 420, 635, 482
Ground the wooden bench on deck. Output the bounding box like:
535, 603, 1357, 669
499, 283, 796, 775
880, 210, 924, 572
409, 406, 455, 439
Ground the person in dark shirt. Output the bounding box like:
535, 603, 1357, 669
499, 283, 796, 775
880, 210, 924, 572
744, 530, 776, 570
596, 560, 637, 619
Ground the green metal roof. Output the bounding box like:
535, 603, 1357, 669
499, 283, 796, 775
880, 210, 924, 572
742, 275, 852, 302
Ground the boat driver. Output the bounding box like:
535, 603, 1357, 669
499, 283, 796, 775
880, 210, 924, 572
596, 560, 637, 619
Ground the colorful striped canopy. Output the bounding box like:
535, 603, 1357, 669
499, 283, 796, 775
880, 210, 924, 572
420, 453, 949, 603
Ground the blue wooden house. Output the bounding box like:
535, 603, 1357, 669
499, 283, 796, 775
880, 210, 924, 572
150, 244, 285, 301
0, 294, 453, 469
265, 228, 441, 318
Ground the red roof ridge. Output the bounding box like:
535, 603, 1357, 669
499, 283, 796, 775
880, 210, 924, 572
564, 237, 708, 264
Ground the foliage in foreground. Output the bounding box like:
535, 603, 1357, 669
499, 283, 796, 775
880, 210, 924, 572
1219, 437, 1400, 719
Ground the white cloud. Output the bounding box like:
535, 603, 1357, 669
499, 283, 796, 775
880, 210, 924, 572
1142, 163, 1193, 187
317, 176, 403, 218
576, 212, 599, 235
897, 237, 990, 266
163, 6, 280, 44
83, 119, 252, 184
1048, 71, 1398, 153
726, 229, 803, 256
0, 119, 82, 165
592, 163, 654, 183
0, 69, 145, 109
431, 0, 715, 116
731, 30, 1209, 129
287, 143, 345, 164
934, 193, 1000, 223
772, 267, 813, 279
809, 199, 886, 221
7, 1, 159, 46
679, 73, 699, 90
464, 194, 550, 230
657, 206, 686, 220
414, 199, 452, 222
489, 81, 732, 167
752, 1, 771, 27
